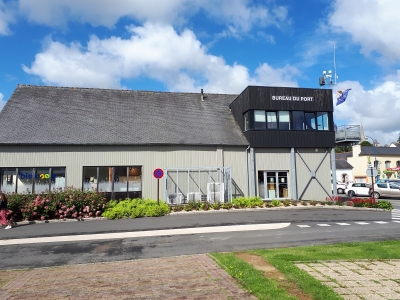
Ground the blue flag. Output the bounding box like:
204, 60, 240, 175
336, 88, 351, 106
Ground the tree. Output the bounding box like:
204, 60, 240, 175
335, 145, 352, 153
397, 133, 400, 143
360, 141, 372, 146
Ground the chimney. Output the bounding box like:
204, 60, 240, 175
201, 89, 204, 101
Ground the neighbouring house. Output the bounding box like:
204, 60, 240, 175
390, 142, 400, 147
347, 145, 400, 183
335, 152, 354, 183
0, 84, 336, 202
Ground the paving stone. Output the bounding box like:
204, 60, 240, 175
0, 254, 257, 300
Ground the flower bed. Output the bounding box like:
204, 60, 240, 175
3, 192, 393, 222
6, 187, 108, 221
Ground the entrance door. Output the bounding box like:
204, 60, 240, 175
258, 171, 289, 200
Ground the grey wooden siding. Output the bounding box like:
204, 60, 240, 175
294, 148, 332, 201
0, 145, 249, 200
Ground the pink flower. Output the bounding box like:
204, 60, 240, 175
41, 216, 45, 220
32, 212, 37, 216
96, 211, 100, 216
44, 206, 49, 210
59, 215, 64, 219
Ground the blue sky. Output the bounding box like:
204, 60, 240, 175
1, 0, 400, 145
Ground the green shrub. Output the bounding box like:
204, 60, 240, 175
211, 202, 221, 210
271, 199, 281, 207
6, 187, 108, 221
232, 196, 263, 208
102, 198, 170, 219
282, 199, 291, 207
310, 200, 317, 206
222, 202, 233, 210
377, 200, 393, 211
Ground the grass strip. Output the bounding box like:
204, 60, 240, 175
211, 240, 400, 300
211, 252, 297, 300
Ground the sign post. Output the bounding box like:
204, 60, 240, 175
153, 168, 164, 205
366, 168, 377, 200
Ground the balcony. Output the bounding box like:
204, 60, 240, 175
335, 125, 361, 144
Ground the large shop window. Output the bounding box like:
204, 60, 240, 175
258, 171, 288, 199
0, 167, 66, 193
83, 166, 142, 200
244, 110, 330, 131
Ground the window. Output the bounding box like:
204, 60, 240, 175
0, 167, 66, 193
243, 109, 330, 131
292, 111, 304, 130
385, 161, 391, 168
317, 112, 329, 130
258, 171, 288, 199
266, 112, 277, 129
278, 111, 290, 130
374, 160, 379, 169
0, 168, 17, 193
397, 161, 400, 167
243, 111, 249, 131
254, 110, 266, 129
304, 112, 316, 129
83, 166, 142, 200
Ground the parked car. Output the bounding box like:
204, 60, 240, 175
332, 181, 346, 194
345, 183, 371, 197
369, 182, 400, 199
336, 181, 346, 194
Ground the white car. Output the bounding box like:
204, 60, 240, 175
336, 181, 346, 194
345, 183, 371, 197
332, 181, 346, 194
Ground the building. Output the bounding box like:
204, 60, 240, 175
335, 152, 354, 183
0, 84, 336, 202
347, 145, 400, 182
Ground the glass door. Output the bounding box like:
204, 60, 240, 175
258, 171, 289, 199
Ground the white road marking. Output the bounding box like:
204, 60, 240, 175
354, 222, 370, 225
336, 223, 351, 225
317, 224, 331, 227
297, 225, 311, 228
0, 223, 291, 246
373, 221, 388, 224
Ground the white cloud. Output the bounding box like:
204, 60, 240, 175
23, 23, 300, 93
18, 0, 289, 35
0, 0, 16, 35
329, 0, 400, 61
333, 72, 400, 146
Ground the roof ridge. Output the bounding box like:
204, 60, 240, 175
16, 84, 238, 96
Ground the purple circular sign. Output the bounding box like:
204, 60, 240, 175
153, 168, 164, 179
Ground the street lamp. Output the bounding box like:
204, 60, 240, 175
365, 136, 377, 200
365, 136, 377, 170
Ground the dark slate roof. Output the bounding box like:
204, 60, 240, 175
391, 142, 400, 147
335, 159, 353, 169
0, 85, 249, 146
335, 152, 353, 160
359, 146, 400, 156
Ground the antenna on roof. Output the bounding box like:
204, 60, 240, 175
319, 41, 339, 88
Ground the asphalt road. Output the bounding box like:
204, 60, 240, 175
0, 207, 398, 270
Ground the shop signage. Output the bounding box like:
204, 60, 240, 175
19, 172, 56, 179
271, 95, 313, 102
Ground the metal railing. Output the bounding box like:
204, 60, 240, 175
335, 125, 361, 142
